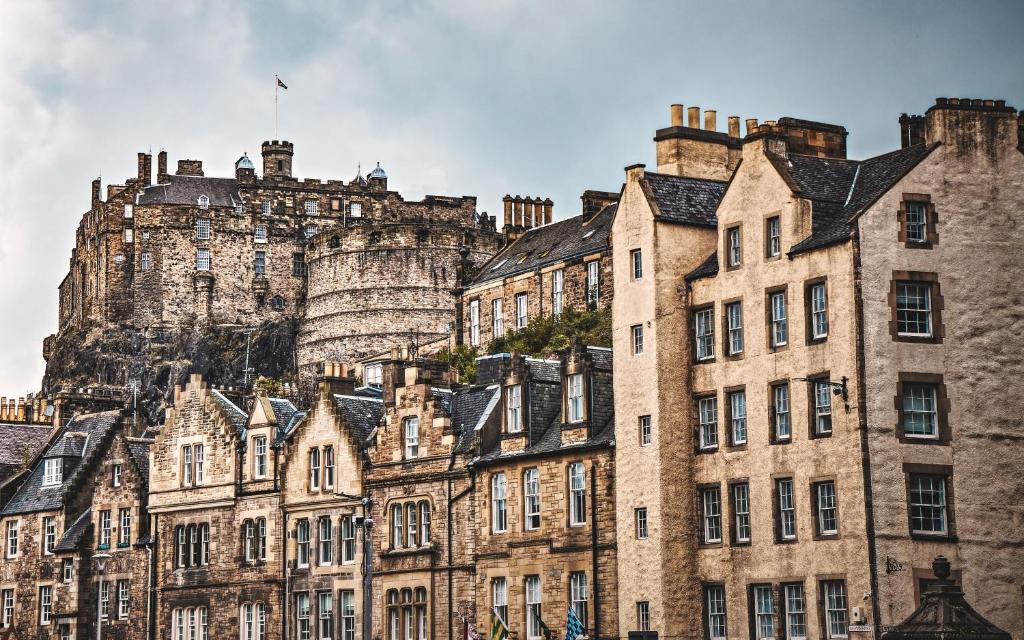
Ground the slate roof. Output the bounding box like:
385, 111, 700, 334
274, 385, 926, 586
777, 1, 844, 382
332, 395, 384, 443
54, 507, 91, 553
126, 439, 151, 486
138, 175, 242, 207
211, 390, 248, 437
471, 204, 616, 286
266, 397, 305, 443
642, 173, 727, 227
0, 423, 52, 479
685, 252, 719, 282
450, 385, 501, 453
1, 411, 120, 516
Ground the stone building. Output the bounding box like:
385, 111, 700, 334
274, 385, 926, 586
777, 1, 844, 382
612, 98, 1024, 639
461, 193, 616, 352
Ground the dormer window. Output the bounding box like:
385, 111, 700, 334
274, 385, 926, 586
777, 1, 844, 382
404, 417, 420, 459
198, 195, 210, 210
506, 385, 523, 433
567, 374, 585, 423
42, 458, 62, 486
252, 436, 267, 479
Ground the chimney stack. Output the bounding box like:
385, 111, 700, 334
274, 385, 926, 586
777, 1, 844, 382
157, 150, 168, 181
513, 196, 524, 227
503, 195, 513, 228
176, 160, 204, 176
704, 110, 717, 131
137, 152, 147, 183
671, 104, 684, 127
728, 116, 741, 138
16, 398, 25, 422
687, 106, 700, 128
543, 198, 553, 225
91, 178, 101, 208
745, 118, 759, 135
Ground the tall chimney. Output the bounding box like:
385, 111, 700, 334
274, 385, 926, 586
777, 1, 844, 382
532, 197, 544, 227
745, 118, 759, 135
671, 104, 684, 127
137, 152, 147, 183
687, 106, 700, 128
543, 198, 553, 225
728, 116, 741, 138
704, 110, 717, 131
503, 195, 513, 228
157, 150, 168, 181
16, 398, 25, 422
513, 196, 524, 227
91, 178, 101, 208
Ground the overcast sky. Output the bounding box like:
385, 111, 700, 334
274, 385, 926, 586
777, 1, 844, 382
1, 0, 1021, 394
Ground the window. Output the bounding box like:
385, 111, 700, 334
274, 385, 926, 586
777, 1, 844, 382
245, 520, 257, 562
469, 300, 480, 346
142, 230, 150, 240
99, 509, 112, 548
140, 252, 152, 271
525, 576, 542, 640
404, 417, 420, 459
349, 202, 362, 218
809, 282, 828, 340
392, 504, 404, 548
905, 200, 929, 244
387, 591, 399, 640
902, 382, 939, 438
253, 224, 269, 245
198, 195, 210, 209
318, 516, 333, 565
341, 591, 356, 640
694, 307, 715, 361
319, 592, 334, 640
241, 602, 267, 640
261, 200, 271, 216
100, 580, 111, 618
420, 502, 431, 544
728, 390, 747, 446
772, 383, 791, 442
569, 462, 586, 526
297, 593, 311, 640
753, 585, 774, 640
182, 445, 194, 486
491, 474, 507, 533
43, 516, 56, 554
705, 585, 726, 640
566, 373, 585, 423
39, 585, 52, 625
254, 251, 266, 277
310, 448, 321, 490
196, 218, 211, 240
515, 293, 528, 329
43, 458, 62, 486
631, 248, 643, 280
506, 385, 523, 433
909, 474, 948, 535
2, 589, 13, 627
700, 486, 722, 544
552, 269, 564, 316
821, 580, 848, 639
63, 558, 73, 582
492, 299, 504, 338
296, 520, 310, 567
639, 415, 652, 447
813, 380, 833, 436
636, 601, 650, 632
112, 464, 123, 487
766, 215, 781, 258
194, 444, 204, 485
341, 516, 356, 563
727, 226, 742, 267
406, 503, 419, 548
305, 199, 319, 216
770, 290, 788, 347
732, 483, 751, 544
324, 446, 335, 489
492, 578, 508, 625
630, 324, 644, 355
5, 521, 17, 558
172, 607, 208, 640
896, 281, 933, 337
124, 228, 134, 243
173, 523, 210, 568
635, 508, 648, 539
118, 580, 130, 618
784, 583, 807, 640
253, 436, 268, 479
570, 572, 588, 630
304, 224, 318, 238
777, 478, 797, 541
524, 468, 541, 531
815, 481, 838, 536
697, 396, 718, 451
726, 302, 743, 355
293, 253, 308, 277
196, 248, 211, 271
586, 261, 600, 309
119, 508, 131, 546
124, 204, 133, 218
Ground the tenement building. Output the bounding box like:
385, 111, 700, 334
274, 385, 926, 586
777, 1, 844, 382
612, 98, 1024, 639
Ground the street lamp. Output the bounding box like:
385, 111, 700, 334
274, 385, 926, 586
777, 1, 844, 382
93, 553, 111, 640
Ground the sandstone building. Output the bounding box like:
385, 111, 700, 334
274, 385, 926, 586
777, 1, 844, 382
612, 98, 1024, 639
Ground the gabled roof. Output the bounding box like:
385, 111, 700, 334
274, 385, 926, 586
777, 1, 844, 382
471, 204, 616, 286
450, 385, 501, 453
0, 423, 52, 478
642, 172, 727, 227
53, 507, 92, 553
332, 395, 384, 443
1, 411, 120, 516
210, 390, 248, 437
126, 439, 151, 487
685, 252, 719, 282
138, 175, 242, 208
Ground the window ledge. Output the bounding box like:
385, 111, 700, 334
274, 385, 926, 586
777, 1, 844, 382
382, 545, 435, 558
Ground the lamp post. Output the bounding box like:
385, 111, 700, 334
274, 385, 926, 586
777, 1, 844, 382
93, 552, 111, 640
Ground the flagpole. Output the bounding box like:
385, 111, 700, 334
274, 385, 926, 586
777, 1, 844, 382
274, 74, 279, 139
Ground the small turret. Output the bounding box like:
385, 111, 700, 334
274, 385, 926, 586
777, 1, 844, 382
235, 153, 256, 181
262, 140, 294, 178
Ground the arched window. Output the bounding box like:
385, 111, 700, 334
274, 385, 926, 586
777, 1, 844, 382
174, 525, 186, 568
172, 607, 208, 640
401, 589, 413, 640
391, 504, 404, 549
240, 602, 267, 640
198, 195, 210, 210
296, 520, 310, 568
329, 235, 341, 249
244, 520, 255, 562
414, 588, 427, 640
387, 590, 400, 640
404, 417, 419, 459
257, 518, 267, 561
419, 502, 431, 545
406, 503, 418, 548
309, 449, 321, 491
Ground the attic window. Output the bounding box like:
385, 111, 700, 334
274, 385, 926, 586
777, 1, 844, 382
198, 195, 210, 210
43, 458, 62, 486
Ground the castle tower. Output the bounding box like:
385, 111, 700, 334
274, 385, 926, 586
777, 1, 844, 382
262, 140, 294, 178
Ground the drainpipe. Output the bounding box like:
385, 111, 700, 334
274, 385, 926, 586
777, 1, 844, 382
283, 512, 290, 640
590, 462, 600, 640
145, 543, 153, 640
448, 452, 475, 640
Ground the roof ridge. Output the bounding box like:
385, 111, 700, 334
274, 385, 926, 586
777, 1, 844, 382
644, 171, 729, 184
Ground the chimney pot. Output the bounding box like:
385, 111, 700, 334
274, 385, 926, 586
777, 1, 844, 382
984, 99, 994, 107
728, 116, 741, 138
157, 150, 168, 181
503, 195, 513, 228
704, 110, 717, 131
745, 119, 759, 136
625, 163, 646, 183
670, 104, 684, 127
543, 198, 553, 225
687, 106, 700, 128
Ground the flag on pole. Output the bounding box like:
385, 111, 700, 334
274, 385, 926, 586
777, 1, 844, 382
489, 609, 508, 640
276, 76, 288, 90
538, 615, 554, 640
565, 607, 585, 640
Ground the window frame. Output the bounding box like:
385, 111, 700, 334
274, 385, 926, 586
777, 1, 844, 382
566, 373, 585, 423
726, 388, 747, 448
765, 214, 782, 259
43, 458, 63, 486
631, 324, 644, 355
895, 373, 950, 444
820, 579, 849, 640
630, 248, 643, 280
726, 224, 742, 269
635, 507, 648, 540
515, 292, 528, 329
812, 479, 839, 539
196, 248, 211, 272
506, 384, 523, 434
698, 484, 723, 546
805, 278, 829, 343
568, 462, 587, 527
724, 299, 744, 357
729, 480, 751, 545
523, 468, 541, 531
770, 381, 792, 444
897, 193, 938, 248
491, 473, 508, 534
783, 582, 808, 640
491, 298, 504, 339
904, 464, 955, 540
551, 269, 564, 316
639, 415, 652, 447
695, 394, 718, 453
703, 584, 727, 640
524, 575, 542, 640
404, 417, 420, 459
253, 436, 268, 479
693, 305, 715, 362
775, 477, 797, 543
570, 571, 588, 631
469, 300, 480, 347
767, 287, 789, 350
751, 583, 775, 640
585, 261, 600, 309
890, 272, 944, 343
808, 376, 834, 438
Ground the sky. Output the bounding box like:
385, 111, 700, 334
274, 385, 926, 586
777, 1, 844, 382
1, 0, 1022, 394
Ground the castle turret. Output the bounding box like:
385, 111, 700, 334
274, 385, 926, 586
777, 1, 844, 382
262, 140, 294, 178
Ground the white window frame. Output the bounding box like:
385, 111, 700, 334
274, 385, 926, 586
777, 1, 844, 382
118, 579, 130, 619
469, 300, 480, 346
42, 516, 56, 555
318, 516, 333, 566
304, 199, 319, 216
349, 202, 362, 218
569, 462, 586, 527
253, 436, 268, 479
254, 250, 266, 277
909, 474, 948, 535
492, 578, 508, 626
726, 301, 743, 355
39, 585, 52, 625
773, 383, 791, 441
491, 473, 507, 533
99, 510, 112, 547
733, 483, 751, 543
767, 215, 781, 257
525, 575, 542, 640
706, 586, 726, 640
816, 481, 839, 535
2, 589, 13, 627
635, 507, 648, 539
631, 248, 643, 280
727, 226, 741, 266
112, 464, 123, 487
896, 282, 933, 337
814, 381, 833, 435
785, 584, 808, 640
570, 572, 588, 630
506, 385, 523, 433
811, 282, 828, 339
905, 201, 928, 243
196, 248, 211, 272
119, 508, 131, 546
778, 478, 797, 540
195, 444, 204, 485
5, 521, 17, 558
140, 251, 152, 271
698, 396, 718, 450
261, 200, 272, 216
198, 195, 210, 210
309, 448, 321, 491
552, 269, 564, 315
631, 324, 644, 355
296, 520, 310, 568
567, 374, 584, 423
639, 415, 652, 447
586, 261, 600, 307
196, 218, 211, 240
515, 293, 528, 329
701, 486, 722, 544
492, 299, 504, 338
254, 224, 268, 243
524, 468, 540, 531
341, 516, 356, 564
636, 601, 650, 632
43, 458, 62, 486
341, 591, 356, 640
124, 204, 133, 218
823, 580, 849, 639
297, 593, 311, 640
318, 591, 334, 640
124, 228, 134, 243
771, 291, 788, 347
729, 390, 747, 445
404, 417, 420, 459
694, 308, 714, 361
903, 383, 939, 438
754, 584, 774, 640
